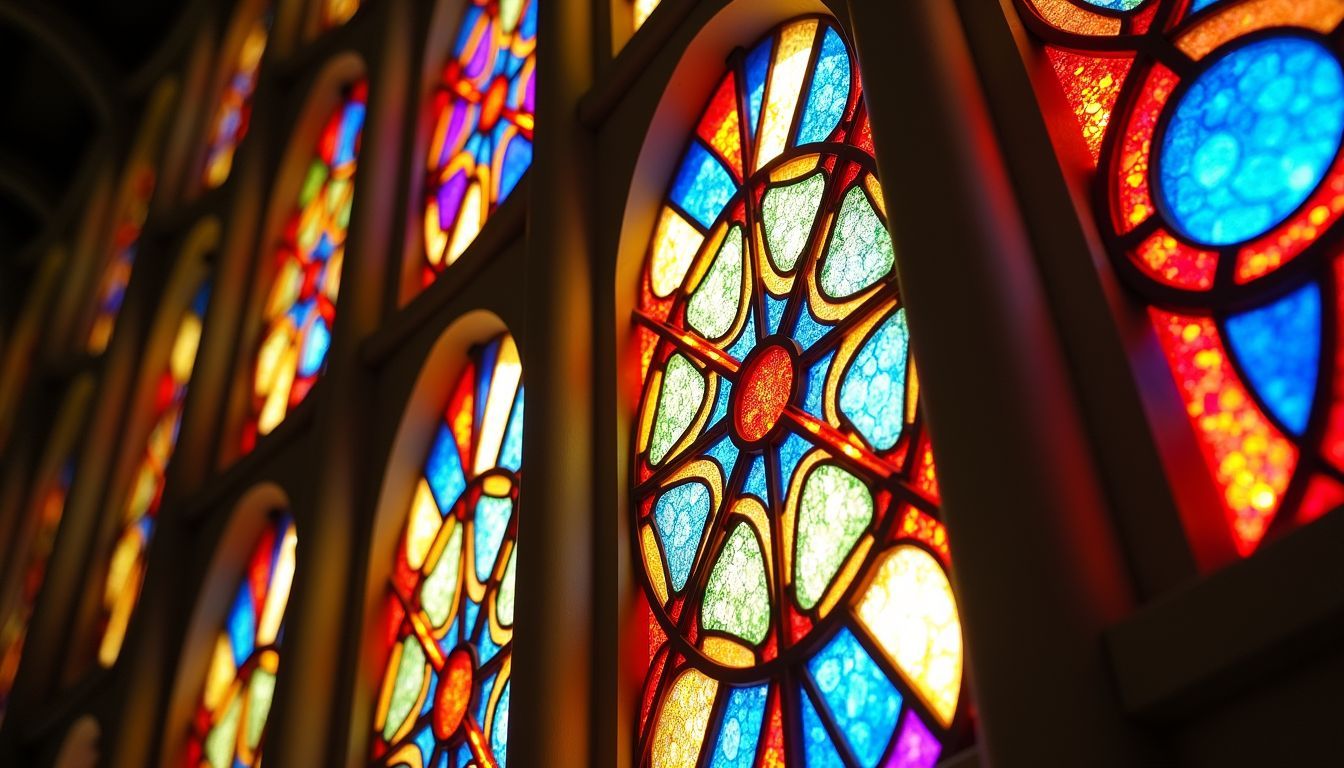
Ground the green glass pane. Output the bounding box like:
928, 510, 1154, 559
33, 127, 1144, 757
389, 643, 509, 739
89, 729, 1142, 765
687, 226, 745, 341
420, 522, 463, 627
795, 464, 872, 609
243, 667, 277, 750
497, 545, 517, 627
381, 636, 426, 742
819, 185, 894, 299
649, 354, 706, 466
299, 160, 327, 206
205, 693, 243, 768
702, 521, 771, 645
762, 173, 826, 272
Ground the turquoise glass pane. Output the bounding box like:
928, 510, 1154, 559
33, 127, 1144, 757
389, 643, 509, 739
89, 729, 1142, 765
499, 387, 525, 472
797, 27, 850, 145
227, 586, 255, 667
806, 627, 903, 768
671, 141, 736, 228
654, 481, 712, 591
800, 688, 845, 768
474, 495, 513, 582
710, 684, 767, 768
743, 455, 767, 502
839, 310, 909, 451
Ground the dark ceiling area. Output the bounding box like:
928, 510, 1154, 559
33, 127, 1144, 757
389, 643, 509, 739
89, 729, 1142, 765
0, 0, 194, 327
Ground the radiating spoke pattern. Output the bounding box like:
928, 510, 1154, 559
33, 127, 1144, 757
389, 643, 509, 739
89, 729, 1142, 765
1015, 0, 1344, 556
420, 0, 536, 287
183, 514, 297, 767
630, 17, 968, 768
243, 81, 366, 453
370, 334, 523, 768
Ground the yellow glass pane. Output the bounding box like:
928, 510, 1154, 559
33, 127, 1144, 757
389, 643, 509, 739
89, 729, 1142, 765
170, 313, 203, 382
474, 336, 522, 474
651, 668, 717, 768
446, 180, 484, 267
854, 545, 962, 728
755, 20, 816, 171
404, 479, 442, 571
253, 322, 294, 397
202, 635, 239, 712
256, 524, 297, 646
257, 346, 297, 435
649, 207, 704, 298
633, 0, 660, 30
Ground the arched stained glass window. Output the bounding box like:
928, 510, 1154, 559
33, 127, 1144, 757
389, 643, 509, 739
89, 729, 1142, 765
370, 333, 522, 768
95, 281, 211, 667
244, 81, 366, 452
87, 164, 156, 354
420, 0, 536, 285
183, 513, 296, 767
1013, 0, 1344, 556
202, 9, 271, 189
0, 462, 73, 727
630, 17, 969, 767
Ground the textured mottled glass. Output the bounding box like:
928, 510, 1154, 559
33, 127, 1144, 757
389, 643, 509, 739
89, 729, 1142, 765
370, 334, 522, 767
203, 12, 270, 188
630, 17, 969, 767
97, 281, 211, 668
182, 515, 296, 767
242, 81, 366, 453
1015, 0, 1344, 557
420, 0, 536, 286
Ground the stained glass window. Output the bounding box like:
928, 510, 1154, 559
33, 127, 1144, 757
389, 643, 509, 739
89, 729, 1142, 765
323, 0, 360, 29
243, 81, 366, 452
370, 333, 522, 768
420, 0, 535, 286
0, 462, 73, 727
87, 162, 156, 354
95, 282, 210, 667
631, 0, 660, 31
630, 18, 969, 767
202, 10, 271, 189
183, 513, 296, 767
1013, 0, 1344, 556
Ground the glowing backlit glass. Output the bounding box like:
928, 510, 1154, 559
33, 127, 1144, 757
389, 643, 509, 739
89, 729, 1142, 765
242, 81, 366, 453
629, 17, 970, 766
202, 10, 271, 189
369, 334, 522, 767
1014, 0, 1344, 556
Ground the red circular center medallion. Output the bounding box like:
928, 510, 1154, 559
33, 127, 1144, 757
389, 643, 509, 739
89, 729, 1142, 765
431, 648, 475, 740
733, 342, 795, 444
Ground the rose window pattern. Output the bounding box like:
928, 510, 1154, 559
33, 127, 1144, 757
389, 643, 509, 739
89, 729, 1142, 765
630, 18, 970, 768
1014, 0, 1344, 556
244, 80, 366, 452
96, 280, 210, 668
184, 513, 296, 767
370, 334, 523, 768
420, 0, 535, 287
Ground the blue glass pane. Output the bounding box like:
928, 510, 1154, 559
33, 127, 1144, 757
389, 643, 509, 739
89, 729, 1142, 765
840, 310, 909, 451
475, 671, 497, 726
743, 455, 768, 502
414, 725, 436, 762
477, 340, 499, 428
335, 103, 365, 166
477, 624, 501, 665
671, 141, 736, 228
227, 586, 255, 667
421, 672, 439, 716
463, 598, 480, 640
726, 313, 758, 362
499, 387, 525, 473
777, 432, 810, 490
792, 305, 830, 351
1158, 36, 1344, 245
491, 681, 510, 766
298, 314, 331, 377
797, 28, 851, 146
1225, 282, 1321, 435
453, 5, 484, 56
709, 378, 732, 428
499, 134, 532, 201
706, 434, 740, 486
474, 495, 513, 582
710, 684, 767, 768
426, 425, 467, 513
800, 687, 845, 768
804, 352, 835, 421
1190, 0, 1226, 10
765, 294, 787, 335
744, 39, 772, 139
806, 628, 903, 768
654, 481, 712, 591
